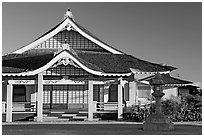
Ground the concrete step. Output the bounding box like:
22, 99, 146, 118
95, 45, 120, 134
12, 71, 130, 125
78, 111, 88, 114
72, 116, 88, 120
61, 114, 77, 117
59, 114, 77, 119
47, 113, 63, 117
43, 114, 48, 117
92, 118, 101, 121
42, 118, 70, 122
77, 113, 88, 116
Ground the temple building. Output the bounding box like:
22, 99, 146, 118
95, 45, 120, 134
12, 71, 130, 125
2, 9, 192, 122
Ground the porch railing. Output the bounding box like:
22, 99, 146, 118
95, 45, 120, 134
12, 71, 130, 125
2, 102, 36, 113
95, 102, 124, 112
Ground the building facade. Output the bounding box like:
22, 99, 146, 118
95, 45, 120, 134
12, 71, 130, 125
2, 10, 191, 122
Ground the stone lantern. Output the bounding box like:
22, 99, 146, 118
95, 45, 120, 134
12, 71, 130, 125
143, 73, 174, 131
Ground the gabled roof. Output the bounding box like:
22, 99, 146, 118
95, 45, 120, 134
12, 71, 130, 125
3, 48, 176, 76
77, 51, 176, 73
139, 74, 192, 85
2, 66, 25, 73
3, 11, 177, 77
12, 16, 123, 54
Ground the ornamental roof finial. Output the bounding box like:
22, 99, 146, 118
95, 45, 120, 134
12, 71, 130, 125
64, 8, 74, 20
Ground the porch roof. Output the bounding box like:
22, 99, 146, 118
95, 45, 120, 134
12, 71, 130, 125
2, 49, 176, 75
139, 74, 192, 85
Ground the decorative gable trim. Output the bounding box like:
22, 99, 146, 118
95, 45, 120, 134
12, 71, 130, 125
12, 17, 123, 54
67, 18, 123, 54
19, 50, 104, 76
13, 18, 71, 54
3, 50, 131, 77
52, 56, 80, 68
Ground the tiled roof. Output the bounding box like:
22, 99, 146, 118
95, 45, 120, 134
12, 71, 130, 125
2, 49, 176, 74
2, 66, 25, 73
77, 51, 176, 73
140, 74, 192, 85
3, 53, 54, 72
71, 18, 124, 54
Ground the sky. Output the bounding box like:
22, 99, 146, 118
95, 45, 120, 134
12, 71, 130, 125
2, 2, 202, 86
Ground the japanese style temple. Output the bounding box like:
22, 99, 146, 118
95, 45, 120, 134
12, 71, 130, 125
2, 9, 191, 122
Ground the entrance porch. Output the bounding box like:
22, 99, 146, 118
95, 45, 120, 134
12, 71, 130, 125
2, 75, 136, 122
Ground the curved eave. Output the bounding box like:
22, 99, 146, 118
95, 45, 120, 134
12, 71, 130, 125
69, 18, 123, 54
12, 17, 123, 54
165, 84, 191, 87
139, 80, 191, 87
3, 50, 130, 77
2, 72, 132, 77
130, 68, 171, 74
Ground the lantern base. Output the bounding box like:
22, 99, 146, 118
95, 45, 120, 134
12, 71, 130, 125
143, 113, 174, 131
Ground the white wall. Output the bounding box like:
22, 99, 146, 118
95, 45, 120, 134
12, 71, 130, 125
162, 87, 178, 100
126, 81, 136, 107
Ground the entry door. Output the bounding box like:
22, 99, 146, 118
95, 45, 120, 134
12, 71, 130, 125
43, 85, 88, 110
43, 85, 68, 109
67, 85, 88, 109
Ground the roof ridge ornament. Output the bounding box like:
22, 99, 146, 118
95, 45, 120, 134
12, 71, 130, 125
65, 23, 74, 31
64, 8, 75, 21
62, 40, 70, 50
54, 40, 78, 57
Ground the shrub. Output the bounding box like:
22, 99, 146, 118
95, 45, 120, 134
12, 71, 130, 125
123, 94, 202, 122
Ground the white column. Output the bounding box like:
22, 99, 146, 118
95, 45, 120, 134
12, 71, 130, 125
135, 81, 139, 105
99, 86, 104, 107
118, 77, 123, 119
6, 80, 13, 122
37, 72, 43, 122
128, 81, 136, 106
88, 80, 93, 121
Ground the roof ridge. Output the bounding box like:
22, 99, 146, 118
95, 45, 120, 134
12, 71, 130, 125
77, 50, 112, 54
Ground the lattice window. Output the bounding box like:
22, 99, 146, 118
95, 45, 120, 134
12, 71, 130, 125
44, 64, 89, 76
35, 30, 109, 52
68, 85, 88, 104
43, 85, 88, 105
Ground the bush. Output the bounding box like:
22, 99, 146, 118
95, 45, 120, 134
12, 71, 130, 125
123, 94, 202, 122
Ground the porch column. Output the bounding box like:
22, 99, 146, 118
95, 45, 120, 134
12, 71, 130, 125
99, 86, 104, 108
37, 72, 43, 122
118, 77, 123, 119
6, 80, 13, 122
88, 80, 94, 121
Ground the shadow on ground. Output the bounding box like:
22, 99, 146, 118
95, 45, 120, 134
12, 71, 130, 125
2, 124, 202, 135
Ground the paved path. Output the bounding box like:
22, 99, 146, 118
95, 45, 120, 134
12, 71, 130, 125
2, 121, 202, 135
2, 120, 202, 125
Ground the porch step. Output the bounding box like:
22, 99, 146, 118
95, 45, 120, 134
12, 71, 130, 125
33, 109, 100, 122
48, 113, 63, 117
34, 116, 59, 122
61, 114, 77, 117
72, 116, 88, 121
59, 113, 78, 119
